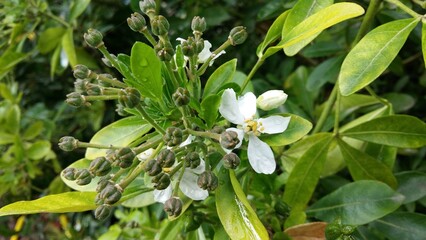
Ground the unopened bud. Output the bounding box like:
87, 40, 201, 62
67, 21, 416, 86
197, 171, 218, 191
222, 152, 240, 169
191, 16, 206, 34
74, 79, 88, 94
163, 127, 183, 147
154, 41, 174, 61
256, 90, 288, 111
194, 38, 204, 54
144, 160, 162, 176
99, 184, 122, 205
73, 64, 91, 79
84, 28, 104, 48
181, 37, 196, 57
156, 149, 175, 167
116, 147, 135, 169
172, 87, 190, 106
152, 172, 171, 190
127, 12, 146, 32
94, 204, 112, 220
164, 197, 183, 217
62, 168, 77, 181
96, 177, 114, 193
150, 15, 169, 36
139, 0, 156, 16
185, 152, 200, 169
97, 74, 113, 87
75, 169, 92, 185
89, 157, 112, 176
228, 26, 247, 46
211, 126, 225, 134
58, 136, 78, 151
85, 83, 102, 96
118, 88, 141, 108
66, 92, 86, 107
220, 130, 240, 149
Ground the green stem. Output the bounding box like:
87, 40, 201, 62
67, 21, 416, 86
197, 40, 232, 76
135, 105, 166, 135
111, 168, 127, 182
76, 141, 121, 150
352, 0, 383, 47
94, 73, 127, 88
165, 61, 179, 89
133, 136, 163, 154
141, 28, 157, 46
385, 0, 421, 17
98, 46, 123, 74
333, 87, 341, 135
168, 162, 183, 177
366, 86, 390, 106
312, 86, 338, 134
173, 160, 187, 196
240, 57, 265, 93
44, 12, 70, 28
186, 129, 220, 141
83, 95, 119, 101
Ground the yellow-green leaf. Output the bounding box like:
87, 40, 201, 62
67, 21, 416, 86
61, 28, 77, 67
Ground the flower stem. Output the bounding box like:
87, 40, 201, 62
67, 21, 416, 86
83, 95, 119, 101
197, 40, 232, 76
240, 57, 265, 93
141, 28, 157, 46
186, 129, 220, 141
133, 135, 163, 154
312, 85, 337, 134
173, 160, 187, 196
135, 105, 166, 135
366, 86, 391, 106
168, 162, 183, 177
95, 73, 127, 88
333, 86, 341, 135
76, 141, 121, 150
385, 0, 421, 18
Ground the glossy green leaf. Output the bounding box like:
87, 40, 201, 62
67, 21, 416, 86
340, 106, 391, 132
282, 0, 333, 56
371, 212, 426, 240
203, 59, 237, 98
307, 55, 344, 91
69, 0, 90, 21
0, 50, 28, 77
307, 180, 404, 225
260, 114, 312, 146
337, 138, 397, 189
395, 171, 426, 204
302, 41, 344, 57
283, 134, 333, 216
37, 27, 66, 54
216, 168, 269, 240
200, 94, 221, 129
0, 192, 97, 216
61, 28, 77, 67
256, 10, 290, 57
364, 142, 397, 169
130, 42, 163, 100
339, 18, 420, 96
85, 116, 152, 159
281, 3, 364, 50
383, 93, 415, 113
422, 23, 426, 69
22, 121, 44, 140
27, 140, 51, 160
342, 115, 426, 148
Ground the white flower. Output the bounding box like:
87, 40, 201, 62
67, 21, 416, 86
219, 88, 291, 174
136, 148, 155, 161
256, 90, 288, 111
176, 38, 225, 66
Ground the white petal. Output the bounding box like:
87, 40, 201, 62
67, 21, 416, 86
190, 159, 206, 175
60, 49, 69, 68
176, 37, 186, 43
258, 116, 291, 134
247, 135, 276, 174
219, 89, 245, 124
256, 90, 288, 111
180, 135, 195, 147
180, 171, 209, 200
136, 148, 154, 161
153, 185, 173, 203
198, 40, 212, 63
238, 92, 257, 121
209, 50, 226, 66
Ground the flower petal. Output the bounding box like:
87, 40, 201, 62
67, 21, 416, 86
219, 89, 244, 124
190, 159, 206, 175
238, 92, 257, 120
198, 40, 212, 63
180, 171, 209, 200
137, 148, 154, 161
247, 135, 276, 174
153, 185, 172, 203
180, 135, 195, 147
258, 116, 291, 134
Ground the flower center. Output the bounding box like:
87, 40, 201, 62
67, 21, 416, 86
243, 120, 264, 136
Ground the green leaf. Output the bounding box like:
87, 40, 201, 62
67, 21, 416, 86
37, 27, 66, 54
260, 114, 312, 146
339, 18, 420, 96
280, 3, 364, 50
69, 0, 90, 21
282, 0, 333, 56
256, 10, 290, 57
130, 42, 163, 100
216, 168, 269, 240
50, 45, 61, 78
203, 59, 237, 98
395, 171, 426, 204
307, 180, 404, 225
306, 55, 344, 91
423, 23, 426, 69
383, 92, 415, 113
340, 106, 391, 132
341, 115, 426, 148
0, 192, 97, 216
371, 212, 426, 240
27, 140, 52, 160
337, 138, 397, 189
23, 121, 44, 140
200, 95, 221, 129
283, 133, 333, 223
0, 50, 28, 77
61, 28, 77, 67
85, 116, 152, 159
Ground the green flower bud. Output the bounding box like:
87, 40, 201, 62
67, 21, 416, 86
150, 15, 169, 36
74, 79, 88, 94
127, 12, 146, 32
73, 64, 91, 79
164, 197, 183, 217
66, 92, 86, 107
325, 218, 343, 240
84, 28, 104, 48
181, 37, 196, 57
220, 130, 240, 150
197, 171, 218, 191
105, 149, 117, 162
96, 74, 113, 87
144, 159, 162, 176
172, 87, 190, 106
194, 38, 204, 54
62, 168, 77, 181
99, 184, 122, 205
185, 152, 200, 169
75, 169, 92, 185
85, 83, 102, 96
154, 41, 174, 61
274, 200, 290, 217
89, 157, 112, 176
58, 136, 79, 151
139, 0, 156, 16
156, 149, 175, 167
211, 126, 225, 134
222, 152, 240, 169
116, 147, 135, 169
228, 26, 247, 46
163, 127, 183, 147
152, 172, 171, 190
94, 204, 112, 220
118, 88, 141, 108
191, 16, 206, 34
96, 177, 114, 193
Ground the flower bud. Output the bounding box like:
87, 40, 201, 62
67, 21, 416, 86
197, 171, 218, 191
191, 16, 206, 34
144, 159, 162, 176
150, 15, 169, 36
127, 12, 146, 32
85, 83, 102, 96
74, 79, 88, 94
181, 37, 196, 57
156, 149, 175, 167
274, 200, 290, 217
94, 204, 112, 220
152, 172, 171, 190
89, 157, 112, 176
256, 90, 288, 111
101, 55, 115, 67
99, 184, 122, 205
62, 168, 77, 181
116, 147, 135, 168
228, 26, 247, 46
118, 88, 141, 108
194, 38, 204, 54
220, 130, 240, 150
66, 92, 86, 107
97, 74, 113, 87
164, 197, 183, 217
184, 152, 200, 169
73, 64, 91, 79
172, 87, 190, 106
139, 0, 156, 16
96, 177, 114, 193
211, 126, 225, 134
75, 169, 92, 185
105, 149, 117, 162
84, 28, 104, 48
154, 41, 174, 61
58, 136, 79, 151
222, 152, 240, 169
163, 127, 183, 147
